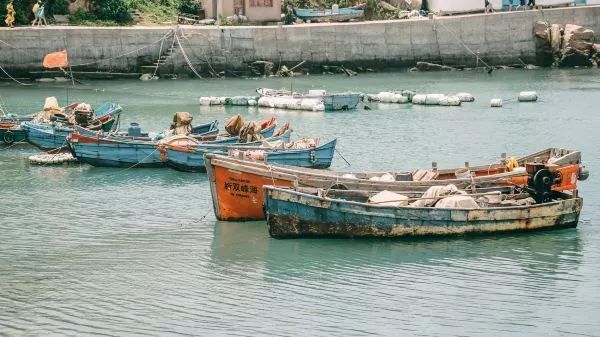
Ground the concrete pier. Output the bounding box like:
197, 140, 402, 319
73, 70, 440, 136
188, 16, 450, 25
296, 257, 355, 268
1, 5, 600, 77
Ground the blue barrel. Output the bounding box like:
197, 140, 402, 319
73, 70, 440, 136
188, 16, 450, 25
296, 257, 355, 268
128, 122, 142, 137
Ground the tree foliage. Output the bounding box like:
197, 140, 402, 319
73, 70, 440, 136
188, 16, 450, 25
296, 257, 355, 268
92, 0, 131, 23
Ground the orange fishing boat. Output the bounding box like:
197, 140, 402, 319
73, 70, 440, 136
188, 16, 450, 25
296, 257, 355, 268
204, 148, 588, 221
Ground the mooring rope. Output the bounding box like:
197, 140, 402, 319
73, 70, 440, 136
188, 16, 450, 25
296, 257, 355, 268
434, 18, 492, 69
174, 27, 203, 79
0, 63, 31, 86
180, 28, 218, 76
114, 147, 160, 173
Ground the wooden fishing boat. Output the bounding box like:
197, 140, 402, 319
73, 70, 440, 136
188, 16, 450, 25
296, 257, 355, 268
164, 136, 335, 173
21, 103, 122, 151
204, 148, 587, 221
161, 130, 293, 172
263, 185, 583, 239
68, 122, 283, 169
257, 88, 361, 111
294, 7, 364, 22
191, 120, 219, 135
69, 132, 164, 168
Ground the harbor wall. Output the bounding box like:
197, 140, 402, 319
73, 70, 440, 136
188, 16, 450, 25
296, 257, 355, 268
1, 5, 600, 77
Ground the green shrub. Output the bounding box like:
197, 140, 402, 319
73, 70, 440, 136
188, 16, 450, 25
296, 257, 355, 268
178, 0, 200, 15
69, 7, 95, 23
51, 0, 70, 15
92, 0, 131, 23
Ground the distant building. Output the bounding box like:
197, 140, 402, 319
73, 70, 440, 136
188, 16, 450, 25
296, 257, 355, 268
202, 0, 282, 23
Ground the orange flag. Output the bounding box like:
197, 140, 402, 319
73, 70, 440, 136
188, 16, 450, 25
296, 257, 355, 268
43, 50, 69, 69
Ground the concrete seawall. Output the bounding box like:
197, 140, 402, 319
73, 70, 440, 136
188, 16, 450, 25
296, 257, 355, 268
1, 6, 600, 77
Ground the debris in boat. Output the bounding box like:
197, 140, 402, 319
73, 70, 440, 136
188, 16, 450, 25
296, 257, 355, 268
29, 152, 77, 165
490, 98, 503, 107
518, 91, 539, 102
368, 190, 409, 207
415, 62, 455, 71
364, 105, 372, 110
35, 78, 56, 83
139, 73, 159, 81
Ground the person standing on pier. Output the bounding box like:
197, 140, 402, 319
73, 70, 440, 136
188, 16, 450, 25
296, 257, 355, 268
5, 0, 15, 28
484, 0, 494, 13
508, 0, 514, 11
527, 0, 536, 9
35, 1, 48, 27
519, 0, 526, 10
31, 0, 40, 26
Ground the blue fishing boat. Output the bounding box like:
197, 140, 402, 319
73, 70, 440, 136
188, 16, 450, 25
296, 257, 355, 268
294, 7, 364, 22
166, 137, 335, 173
263, 186, 583, 239
163, 130, 293, 172
21, 103, 122, 151
68, 132, 164, 168
191, 120, 219, 135
68, 122, 283, 169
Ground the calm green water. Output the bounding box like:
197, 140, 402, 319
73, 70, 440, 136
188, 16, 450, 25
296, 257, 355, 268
1, 69, 599, 336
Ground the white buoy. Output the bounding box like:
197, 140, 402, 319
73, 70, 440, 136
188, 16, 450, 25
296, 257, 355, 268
490, 98, 503, 107
29, 153, 77, 165
439, 96, 462, 106
518, 91, 538, 102
456, 93, 475, 102
424, 94, 445, 105
412, 94, 427, 105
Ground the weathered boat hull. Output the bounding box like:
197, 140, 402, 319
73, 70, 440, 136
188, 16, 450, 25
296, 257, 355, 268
206, 158, 294, 221
264, 186, 583, 239
21, 123, 74, 151
164, 130, 292, 173
204, 139, 337, 221
69, 134, 164, 168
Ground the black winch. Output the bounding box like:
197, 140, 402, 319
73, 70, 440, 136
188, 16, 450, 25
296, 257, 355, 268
526, 161, 558, 203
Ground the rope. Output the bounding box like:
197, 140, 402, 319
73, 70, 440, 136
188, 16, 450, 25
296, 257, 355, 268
174, 28, 203, 79
434, 18, 492, 69
180, 28, 218, 76
175, 27, 202, 79
0, 63, 31, 86
114, 147, 160, 173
